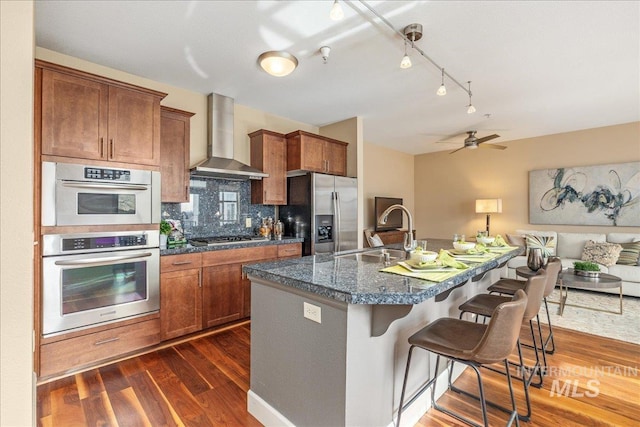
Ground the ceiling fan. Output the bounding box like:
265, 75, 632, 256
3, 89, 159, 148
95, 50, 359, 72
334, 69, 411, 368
447, 131, 506, 154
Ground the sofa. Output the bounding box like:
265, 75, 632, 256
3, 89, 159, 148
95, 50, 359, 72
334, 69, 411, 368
501, 230, 640, 297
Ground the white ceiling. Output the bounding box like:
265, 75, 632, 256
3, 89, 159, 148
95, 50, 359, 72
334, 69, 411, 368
35, 0, 640, 154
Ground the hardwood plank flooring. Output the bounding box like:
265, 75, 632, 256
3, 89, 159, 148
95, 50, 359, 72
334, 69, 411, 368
38, 322, 639, 426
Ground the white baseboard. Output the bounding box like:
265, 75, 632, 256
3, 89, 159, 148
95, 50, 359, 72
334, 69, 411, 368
247, 389, 295, 427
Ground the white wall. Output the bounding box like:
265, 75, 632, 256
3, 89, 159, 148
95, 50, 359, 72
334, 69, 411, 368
1, 1, 35, 425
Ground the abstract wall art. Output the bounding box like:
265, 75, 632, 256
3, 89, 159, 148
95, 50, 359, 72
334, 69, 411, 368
529, 162, 640, 226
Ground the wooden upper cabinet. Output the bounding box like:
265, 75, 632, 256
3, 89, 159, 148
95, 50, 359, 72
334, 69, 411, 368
160, 107, 194, 202
37, 60, 166, 166
285, 130, 347, 176
41, 69, 109, 160
107, 86, 161, 165
250, 129, 287, 205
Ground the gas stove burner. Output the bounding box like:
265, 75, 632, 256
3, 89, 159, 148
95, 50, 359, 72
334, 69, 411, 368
189, 235, 267, 247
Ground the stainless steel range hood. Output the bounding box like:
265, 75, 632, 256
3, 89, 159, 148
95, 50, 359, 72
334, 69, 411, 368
190, 93, 268, 180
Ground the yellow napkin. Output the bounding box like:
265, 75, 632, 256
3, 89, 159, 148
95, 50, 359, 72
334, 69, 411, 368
492, 235, 510, 247
438, 249, 470, 269
381, 264, 464, 282
467, 243, 489, 254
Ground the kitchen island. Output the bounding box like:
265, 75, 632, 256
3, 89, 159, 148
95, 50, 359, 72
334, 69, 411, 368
243, 239, 521, 427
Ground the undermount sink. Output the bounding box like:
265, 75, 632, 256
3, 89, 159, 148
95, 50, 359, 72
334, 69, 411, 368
336, 248, 406, 263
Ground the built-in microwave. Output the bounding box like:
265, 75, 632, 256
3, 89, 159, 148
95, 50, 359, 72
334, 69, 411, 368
41, 161, 160, 226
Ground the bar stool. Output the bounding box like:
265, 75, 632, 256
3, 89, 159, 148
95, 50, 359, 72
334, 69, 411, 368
397, 290, 528, 427
457, 272, 547, 421
488, 258, 562, 355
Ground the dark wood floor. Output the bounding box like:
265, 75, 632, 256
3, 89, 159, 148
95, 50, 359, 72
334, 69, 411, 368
38, 321, 640, 426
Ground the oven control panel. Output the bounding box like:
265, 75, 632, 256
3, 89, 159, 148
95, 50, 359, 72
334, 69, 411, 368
62, 234, 147, 251
84, 167, 131, 181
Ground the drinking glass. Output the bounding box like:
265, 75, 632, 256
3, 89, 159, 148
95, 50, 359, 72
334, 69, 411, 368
453, 234, 465, 243
416, 240, 428, 251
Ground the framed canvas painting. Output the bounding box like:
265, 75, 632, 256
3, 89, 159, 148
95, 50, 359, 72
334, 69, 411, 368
529, 162, 640, 226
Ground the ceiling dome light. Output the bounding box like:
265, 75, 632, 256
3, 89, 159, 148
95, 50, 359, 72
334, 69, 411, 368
330, 0, 344, 21
436, 68, 447, 96
258, 51, 298, 77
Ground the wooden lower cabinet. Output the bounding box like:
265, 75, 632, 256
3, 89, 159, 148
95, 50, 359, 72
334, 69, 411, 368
202, 263, 244, 328
159, 243, 302, 340
160, 268, 202, 340
40, 317, 160, 378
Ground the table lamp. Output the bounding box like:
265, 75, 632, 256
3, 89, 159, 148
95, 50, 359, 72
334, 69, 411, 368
475, 198, 502, 235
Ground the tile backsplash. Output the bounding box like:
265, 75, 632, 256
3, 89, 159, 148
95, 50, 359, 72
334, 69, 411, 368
161, 177, 275, 238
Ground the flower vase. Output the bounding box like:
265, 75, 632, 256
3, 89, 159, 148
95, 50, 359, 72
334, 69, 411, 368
527, 247, 544, 272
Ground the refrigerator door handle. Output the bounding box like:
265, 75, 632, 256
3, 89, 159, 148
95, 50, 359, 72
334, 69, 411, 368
334, 191, 341, 252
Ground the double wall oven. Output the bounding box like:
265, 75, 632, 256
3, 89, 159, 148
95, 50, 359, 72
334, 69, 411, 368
41, 162, 161, 337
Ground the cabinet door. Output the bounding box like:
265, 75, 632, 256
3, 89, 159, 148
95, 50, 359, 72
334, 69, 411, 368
160, 107, 193, 202
41, 69, 108, 160
108, 86, 161, 166
160, 268, 202, 340
300, 135, 326, 172
324, 141, 347, 176
250, 131, 287, 205
202, 263, 243, 328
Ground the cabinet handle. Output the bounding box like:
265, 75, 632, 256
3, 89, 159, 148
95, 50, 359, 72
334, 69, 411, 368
99, 137, 104, 157
185, 185, 189, 200
110, 139, 114, 158
172, 261, 192, 266
94, 337, 119, 346
264, 190, 267, 200
198, 271, 202, 288
326, 160, 330, 172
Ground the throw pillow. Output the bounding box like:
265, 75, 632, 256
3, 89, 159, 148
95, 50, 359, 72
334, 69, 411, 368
616, 241, 640, 266
525, 234, 557, 256
581, 240, 623, 267
506, 233, 526, 247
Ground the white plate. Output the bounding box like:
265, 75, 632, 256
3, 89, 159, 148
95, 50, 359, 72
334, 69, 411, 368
398, 261, 453, 273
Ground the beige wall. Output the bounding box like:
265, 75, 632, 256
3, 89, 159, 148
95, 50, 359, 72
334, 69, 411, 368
362, 142, 415, 231
1, 1, 35, 425
414, 122, 640, 240
35, 48, 317, 168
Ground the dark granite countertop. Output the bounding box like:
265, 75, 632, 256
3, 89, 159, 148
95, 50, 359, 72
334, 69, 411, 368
160, 236, 304, 256
242, 238, 522, 305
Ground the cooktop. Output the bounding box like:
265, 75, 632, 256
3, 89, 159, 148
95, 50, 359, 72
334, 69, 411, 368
189, 235, 268, 247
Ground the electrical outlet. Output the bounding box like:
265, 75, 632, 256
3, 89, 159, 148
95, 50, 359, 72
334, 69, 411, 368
303, 302, 321, 324
245, 217, 252, 228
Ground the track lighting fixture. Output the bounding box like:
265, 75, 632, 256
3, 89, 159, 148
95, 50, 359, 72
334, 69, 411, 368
436, 68, 447, 96
467, 81, 476, 114
400, 41, 412, 69
330, 0, 344, 21
357, 1, 478, 114
320, 46, 331, 64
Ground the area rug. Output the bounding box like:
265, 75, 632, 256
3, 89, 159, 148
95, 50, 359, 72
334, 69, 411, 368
538, 289, 640, 344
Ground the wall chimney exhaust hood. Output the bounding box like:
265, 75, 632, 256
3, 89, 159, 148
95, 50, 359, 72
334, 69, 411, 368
190, 93, 268, 180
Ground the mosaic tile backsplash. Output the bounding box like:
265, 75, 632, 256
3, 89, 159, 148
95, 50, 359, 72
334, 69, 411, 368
161, 177, 275, 238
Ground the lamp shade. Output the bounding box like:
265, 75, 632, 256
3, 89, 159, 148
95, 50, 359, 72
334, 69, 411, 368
476, 198, 502, 214
258, 51, 298, 77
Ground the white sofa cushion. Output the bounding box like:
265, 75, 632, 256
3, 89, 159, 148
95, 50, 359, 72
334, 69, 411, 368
607, 233, 640, 244
557, 232, 605, 259
608, 264, 640, 282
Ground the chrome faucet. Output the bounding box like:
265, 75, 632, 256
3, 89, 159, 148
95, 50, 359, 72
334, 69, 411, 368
378, 204, 415, 252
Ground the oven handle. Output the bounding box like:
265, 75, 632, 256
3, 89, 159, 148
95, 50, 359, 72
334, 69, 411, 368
61, 181, 149, 191
54, 252, 153, 266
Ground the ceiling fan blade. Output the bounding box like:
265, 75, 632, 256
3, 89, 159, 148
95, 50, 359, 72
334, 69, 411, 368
475, 134, 500, 144
478, 143, 507, 150
449, 146, 467, 154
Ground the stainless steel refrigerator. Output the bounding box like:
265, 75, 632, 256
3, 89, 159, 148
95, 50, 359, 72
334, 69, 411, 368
279, 173, 358, 256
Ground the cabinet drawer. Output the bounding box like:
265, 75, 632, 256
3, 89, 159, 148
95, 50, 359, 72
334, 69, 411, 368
202, 245, 278, 267
161, 253, 202, 272
278, 243, 302, 258
40, 318, 160, 378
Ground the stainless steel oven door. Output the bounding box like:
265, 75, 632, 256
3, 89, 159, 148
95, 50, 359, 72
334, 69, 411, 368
42, 248, 159, 336
42, 161, 160, 226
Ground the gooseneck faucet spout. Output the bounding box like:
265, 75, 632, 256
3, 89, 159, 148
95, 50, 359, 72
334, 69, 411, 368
377, 204, 415, 252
